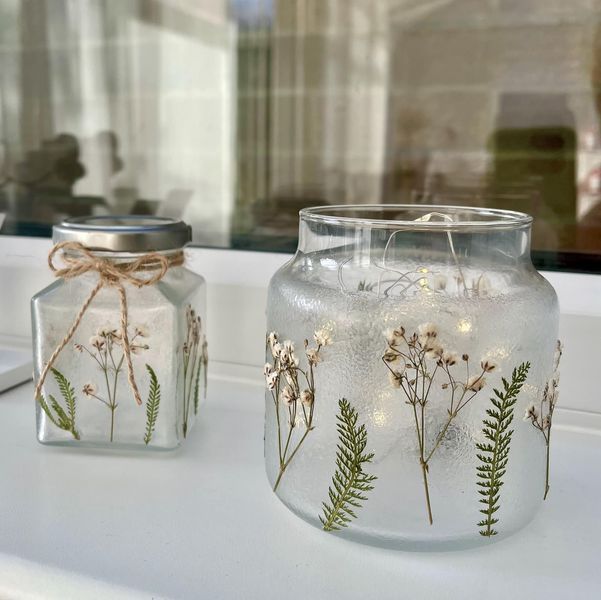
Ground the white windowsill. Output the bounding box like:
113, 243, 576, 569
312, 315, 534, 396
0, 373, 598, 599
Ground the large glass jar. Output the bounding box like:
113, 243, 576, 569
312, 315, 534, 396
32, 216, 208, 449
264, 205, 560, 549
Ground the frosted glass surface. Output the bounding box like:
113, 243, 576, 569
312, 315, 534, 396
265, 212, 559, 549
32, 266, 207, 450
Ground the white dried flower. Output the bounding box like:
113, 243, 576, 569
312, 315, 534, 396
131, 344, 149, 355
283, 340, 295, 353
73, 343, 83, 353
384, 327, 405, 347
135, 325, 149, 338
186, 305, 194, 322
524, 403, 538, 422
383, 350, 400, 364
306, 348, 321, 366
280, 347, 298, 368
89, 335, 105, 350
442, 351, 459, 366
542, 416, 551, 430
314, 329, 332, 347
82, 382, 97, 396
418, 323, 438, 341
281, 385, 297, 406
267, 332, 278, 347
425, 343, 443, 360
480, 360, 497, 373
266, 371, 278, 390
272, 342, 283, 358
466, 375, 486, 392
300, 389, 314, 407
263, 363, 272, 377
546, 377, 560, 407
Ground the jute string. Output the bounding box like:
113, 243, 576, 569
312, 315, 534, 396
34, 241, 184, 406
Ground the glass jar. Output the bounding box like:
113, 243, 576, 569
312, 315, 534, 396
32, 216, 208, 449
264, 205, 560, 549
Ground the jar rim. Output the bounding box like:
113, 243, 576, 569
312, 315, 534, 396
53, 215, 191, 252
299, 204, 533, 231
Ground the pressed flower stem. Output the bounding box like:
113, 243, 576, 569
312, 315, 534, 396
182, 314, 202, 438
274, 426, 312, 492
100, 353, 115, 442
420, 461, 433, 525
383, 333, 486, 525
109, 363, 120, 443
543, 433, 551, 500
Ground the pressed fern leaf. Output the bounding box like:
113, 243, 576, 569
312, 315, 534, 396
37, 394, 62, 429
144, 364, 161, 445
476, 362, 530, 537
36, 367, 80, 440
51, 367, 77, 425
319, 398, 377, 532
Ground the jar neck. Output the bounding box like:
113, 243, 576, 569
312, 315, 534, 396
63, 248, 183, 264
297, 214, 533, 270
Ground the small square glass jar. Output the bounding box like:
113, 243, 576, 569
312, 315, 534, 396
32, 216, 208, 449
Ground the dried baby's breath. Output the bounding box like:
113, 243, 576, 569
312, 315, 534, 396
382, 322, 489, 524
265, 329, 330, 491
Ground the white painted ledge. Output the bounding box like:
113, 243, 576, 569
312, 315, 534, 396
0, 374, 598, 599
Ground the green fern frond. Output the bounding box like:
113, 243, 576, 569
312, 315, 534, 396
48, 394, 70, 428
37, 394, 62, 429
143, 364, 161, 445
476, 362, 530, 537
319, 398, 377, 532
36, 368, 80, 440
51, 367, 77, 425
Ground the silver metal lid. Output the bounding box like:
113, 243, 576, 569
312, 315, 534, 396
52, 216, 192, 252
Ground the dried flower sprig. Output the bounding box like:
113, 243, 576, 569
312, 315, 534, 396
383, 323, 492, 524
182, 305, 208, 437
74, 324, 149, 442
524, 340, 562, 499
265, 329, 331, 491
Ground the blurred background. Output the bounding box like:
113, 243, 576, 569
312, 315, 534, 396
1, 0, 601, 271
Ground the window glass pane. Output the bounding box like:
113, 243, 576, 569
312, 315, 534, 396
1, 0, 601, 272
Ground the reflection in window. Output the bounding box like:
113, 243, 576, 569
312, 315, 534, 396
0, 0, 235, 245
1, 1, 601, 271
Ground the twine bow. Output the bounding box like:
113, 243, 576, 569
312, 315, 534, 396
34, 241, 184, 406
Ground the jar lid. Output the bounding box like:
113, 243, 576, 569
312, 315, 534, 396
52, 216, 192, 252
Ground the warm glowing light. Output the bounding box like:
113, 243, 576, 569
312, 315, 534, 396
372, 409, 389, 427
457, 319, 472, 333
